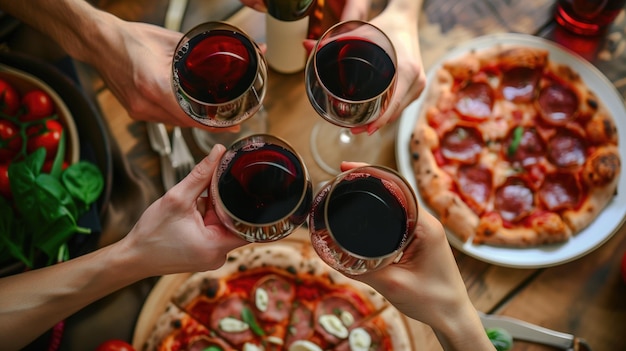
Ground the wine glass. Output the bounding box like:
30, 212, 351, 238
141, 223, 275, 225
172, 21, 268, 150
308, 165, 418, 275
305, 20, 397, 175
211, 134, 313, 242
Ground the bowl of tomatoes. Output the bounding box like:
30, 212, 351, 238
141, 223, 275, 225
0, 64, 80, 173
0, 63, 104, 275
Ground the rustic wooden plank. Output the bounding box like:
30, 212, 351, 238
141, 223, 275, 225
493, 228, 626, 350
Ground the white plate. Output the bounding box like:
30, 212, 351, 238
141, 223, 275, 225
395, 33, 626, 268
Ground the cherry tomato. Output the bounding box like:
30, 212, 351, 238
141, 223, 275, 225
0, 163, 11, 199
0, 79, 20, 116
26, 119, 64, 160
20, 89, 55, 122
0, 119, 22, 162
95, 339, 136, 351
42, 159, 69, 173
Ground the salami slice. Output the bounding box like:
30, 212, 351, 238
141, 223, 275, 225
505, 127, 545, 166
209, 294, 257, 347
252, 274, 295, 323
548, 130, 587, 168
284, 302, 315, 349
500, 67, 540, 102
494, 178, 535, 222
455, 81, 494, 120
440, 126, 483, 164
537, 84, 578, 124
538, 172, 581, 211
314, 294, 365, 345
457, 164, 492, 214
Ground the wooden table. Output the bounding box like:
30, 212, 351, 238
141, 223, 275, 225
9, 0, 626, 350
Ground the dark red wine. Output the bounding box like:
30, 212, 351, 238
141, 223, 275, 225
174, 29, 258, 104
264, 0, 315, 21
218, 143, 311, 224
315, 38, 395, 101
313, 175, 407, 257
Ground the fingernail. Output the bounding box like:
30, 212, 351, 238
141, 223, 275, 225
209, 144, 225, 162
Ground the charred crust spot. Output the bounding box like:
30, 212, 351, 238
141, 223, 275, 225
603, 119, 616, 137
426, 169, 431, 174
238, 264, 248, 272
587, 98, 598, 109
483, 229, 495, 237
171, 319, 182, 329
203, 278, 220, 298
286, 266, 297, 275
227, 256, 237, 262
412, 152, 420, 160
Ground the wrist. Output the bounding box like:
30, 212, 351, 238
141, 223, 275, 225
431, 301, 495, 351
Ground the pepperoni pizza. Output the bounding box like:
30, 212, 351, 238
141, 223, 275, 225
410, 44, 621, 247
141, 241, 413, 351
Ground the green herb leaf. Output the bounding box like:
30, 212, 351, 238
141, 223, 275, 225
202, 346, 223, 351
61, 161, 104, 213
241, 306, 265, 336
486, 327, 513, 351
507, 126, 524, 157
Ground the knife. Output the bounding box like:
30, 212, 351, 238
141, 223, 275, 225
479, 312, 592, 350
146, 122, 176, 190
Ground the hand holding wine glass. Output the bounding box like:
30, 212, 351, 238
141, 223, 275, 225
172, 21, 269, 150
308, 164, 418, 275
305, 20, 398, 175
211, 134, 313, 242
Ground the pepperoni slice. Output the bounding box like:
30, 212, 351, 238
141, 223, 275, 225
505, 127, 545, 166
494, 178, 535, 222
500, 67, 540, 102
440, 126, 483, 164
548, 130, 586, 168
457, 164, 493, 214
538, 172, 581, 211
252, 274, 295, 323
455, 81, 494, 120
537, 84, 578, 124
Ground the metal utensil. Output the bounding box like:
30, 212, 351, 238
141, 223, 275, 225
479, 312, 592, 350
170, 126, 195, 183
146, 122, 176, 190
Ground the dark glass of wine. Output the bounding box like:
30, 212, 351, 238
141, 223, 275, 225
172, 21, 268, 129
309, 165, 418, 275
211, 134, 313, 242
305, 20, 397, 175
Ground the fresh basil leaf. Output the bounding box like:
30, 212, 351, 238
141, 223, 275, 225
49, 130, 66, 179
202, 346, 223, 351
486, 327, 513, 351
241, 306, 265, 336
36, 173, 78, 219
61, 161, 104, 212
507, 126, 524, 157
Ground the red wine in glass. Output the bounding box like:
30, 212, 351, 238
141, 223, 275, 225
172, 22, 267, 127
316, 38, 396, 102
309, 166, 418, 275
174, 30, 258, 104
212, 134, 312, 242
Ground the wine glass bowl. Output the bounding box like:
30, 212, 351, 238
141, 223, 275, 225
305, 20, 397, 128
308, 165, 418, 275
211, 134, 313, 242
305, 20, 397, 175
172, 21, 268, 128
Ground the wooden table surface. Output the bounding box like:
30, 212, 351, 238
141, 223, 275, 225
8, 0, 626, 350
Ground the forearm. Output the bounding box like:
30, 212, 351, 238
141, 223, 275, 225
0, 240, 144, 350
430, 300, 496, 351
0, 0, 118, 63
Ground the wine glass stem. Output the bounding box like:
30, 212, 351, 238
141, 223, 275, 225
339, 128, 354, 144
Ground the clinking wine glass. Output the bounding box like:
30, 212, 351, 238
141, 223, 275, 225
308, 165, 418, 275
211, 134, 313, 242
172, 21, 268, 151
305, 20, 397, 175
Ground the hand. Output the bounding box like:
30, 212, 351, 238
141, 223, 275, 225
120, 144, 248, 276
85, 14, 239, 132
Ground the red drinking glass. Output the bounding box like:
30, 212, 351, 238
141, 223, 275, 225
555, 0, 626, 36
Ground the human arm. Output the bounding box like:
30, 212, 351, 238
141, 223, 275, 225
0, 0, 234, 132
339, 161, 495, 351
0, 144, 248, 350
